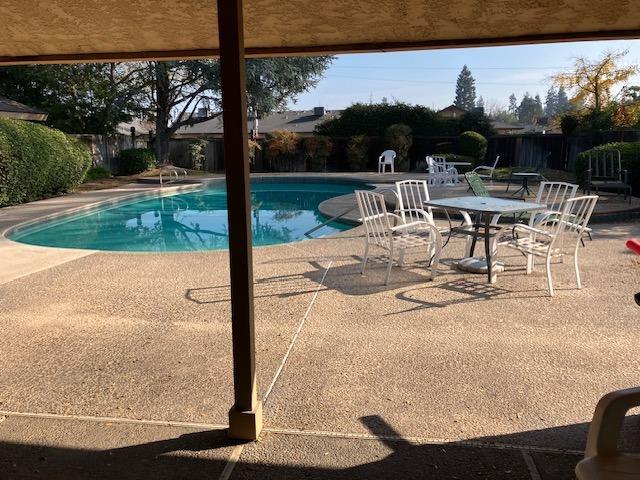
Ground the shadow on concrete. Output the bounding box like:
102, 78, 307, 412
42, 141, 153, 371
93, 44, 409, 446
0, 429, 239, 480
3, 413, 640, 480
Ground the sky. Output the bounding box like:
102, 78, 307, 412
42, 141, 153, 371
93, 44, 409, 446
288, 40, 640, 112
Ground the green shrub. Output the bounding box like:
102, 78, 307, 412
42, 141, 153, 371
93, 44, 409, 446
560, 113, 581, 135
0, 118, 91, 207
385, 124, 412, 171
118, 148, 157, 175
304, 135, 333, 172
346, 135, 370, 172
576, 142, 640, 194
458, 131, 488, 163
84, 165, 111, 181
266, 129, 299, 171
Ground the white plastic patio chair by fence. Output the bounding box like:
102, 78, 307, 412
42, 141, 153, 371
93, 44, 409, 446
355, 189, 442, 285
432, 155, 460, 184
503, 195, 598, 296
472, 155, 500, 181
378, 150, 396, 173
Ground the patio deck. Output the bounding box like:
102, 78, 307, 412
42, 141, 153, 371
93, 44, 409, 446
1, 177, 639, 479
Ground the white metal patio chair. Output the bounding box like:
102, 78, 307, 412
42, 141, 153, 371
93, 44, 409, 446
378, 150, 396, 173
395, 179, 469, 254
503, 195, 598, 296
521, 181, 578, 271
472, 155, 500, 181
355, 189, 442, 285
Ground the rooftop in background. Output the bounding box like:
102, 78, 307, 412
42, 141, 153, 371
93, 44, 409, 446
0, 97, 48, 122
175, 107, 342, 138
437, 105, 467, 119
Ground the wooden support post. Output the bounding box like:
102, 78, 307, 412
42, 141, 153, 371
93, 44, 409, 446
217, 0, 262, 441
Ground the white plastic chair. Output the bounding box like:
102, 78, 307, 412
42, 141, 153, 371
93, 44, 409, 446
532, 181, 578, 224
432, 155, 460, 184
425, 156, 453, 185
472, 155, 500, 181
503, 195, 598, 296
522, 181, 578, 272
576, 387, 640, 480
395, 179, 461, 255
378, 150, 396, 173
355, 189, 441, 285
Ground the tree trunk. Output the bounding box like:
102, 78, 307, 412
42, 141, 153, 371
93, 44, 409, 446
154, 62, 172, 165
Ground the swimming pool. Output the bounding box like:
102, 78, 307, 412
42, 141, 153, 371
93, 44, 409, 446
8, 180, 369, 252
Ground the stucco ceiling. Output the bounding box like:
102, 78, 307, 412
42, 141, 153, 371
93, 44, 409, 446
0, 0, 639, 63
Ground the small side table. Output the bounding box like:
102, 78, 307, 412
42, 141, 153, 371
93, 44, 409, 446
511, 172, 541, 197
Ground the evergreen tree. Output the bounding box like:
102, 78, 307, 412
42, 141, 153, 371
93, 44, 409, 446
556, 86, 571, 114
534, 94, 544, 118
508, 93, 518, 118
476, 96, 485, 110
517, 92, 544, 123
544, 87, 558, 117
454, 65, 476, 111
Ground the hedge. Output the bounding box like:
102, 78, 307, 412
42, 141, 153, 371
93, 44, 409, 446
118, 148, 157, 175
0, 118, 91, 207
576, 142, 640, 195
458, 131, 488, 163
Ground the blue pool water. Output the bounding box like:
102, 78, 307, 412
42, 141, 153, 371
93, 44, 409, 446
9, 181, 366, 252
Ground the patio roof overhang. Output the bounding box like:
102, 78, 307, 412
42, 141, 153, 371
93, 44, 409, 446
2, 0, 638, 444
0, 0, 639, 64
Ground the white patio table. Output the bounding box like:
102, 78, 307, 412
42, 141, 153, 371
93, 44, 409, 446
423, 196, 547, 283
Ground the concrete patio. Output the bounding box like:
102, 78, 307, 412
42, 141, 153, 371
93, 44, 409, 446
1, 178, 639, 479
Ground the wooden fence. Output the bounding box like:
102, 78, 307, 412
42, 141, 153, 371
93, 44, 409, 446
169, 130, 640, 174
72, 134, 147, 173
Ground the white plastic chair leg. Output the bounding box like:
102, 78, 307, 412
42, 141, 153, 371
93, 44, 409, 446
361, 241, 369, 274
384, 254, 394, 285
526, 254, 533, 274
574, 243, 582, 289
430, 244, 441, 281
546, 254, 554, 296
461, 211, 474, 257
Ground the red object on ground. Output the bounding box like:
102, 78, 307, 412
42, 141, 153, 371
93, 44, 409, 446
626, 238, 640, 255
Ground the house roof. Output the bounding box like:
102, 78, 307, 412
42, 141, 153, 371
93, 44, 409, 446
0, 97, 48, 121
491, 121, 524, 131
175, 109, 342, 137
437, 105, 467, 115
0, 1, 638, 64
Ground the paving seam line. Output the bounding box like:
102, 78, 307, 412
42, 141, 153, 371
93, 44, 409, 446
0, 410, 227, 430
0, 249, 97, 286
216, 258, 333, 480
262, 259, 333, 403
521, 450, 543, 480
218, 444, 245, 480
262, 427, 584, 456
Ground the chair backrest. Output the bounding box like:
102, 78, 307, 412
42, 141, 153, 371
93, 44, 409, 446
379, 150, 396, 164
552, 195, 599, 247
465, 171, 490, 197
587, 150, 621, 180
489, 155, 500, 170
426, 156, 446, 174
535, 181, 578, 214
355, 190, 392, 248
432, 155, 447, 164
396, 180, 433, 224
